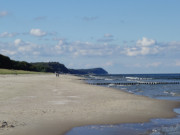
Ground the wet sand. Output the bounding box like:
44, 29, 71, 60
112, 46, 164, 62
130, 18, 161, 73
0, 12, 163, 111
0, 74, 180, 135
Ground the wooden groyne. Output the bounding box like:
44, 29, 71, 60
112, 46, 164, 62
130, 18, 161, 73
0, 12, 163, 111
89, 82, 180, 85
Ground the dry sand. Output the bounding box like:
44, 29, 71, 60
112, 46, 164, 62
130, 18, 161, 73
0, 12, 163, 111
0, 74, 179, 135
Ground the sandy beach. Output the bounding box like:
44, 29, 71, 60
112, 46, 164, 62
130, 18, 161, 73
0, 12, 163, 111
0, 74, 180, 135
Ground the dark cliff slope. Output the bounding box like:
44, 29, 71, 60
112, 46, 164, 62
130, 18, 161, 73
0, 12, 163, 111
0, 54, 108, 74
69, 68, 108, 75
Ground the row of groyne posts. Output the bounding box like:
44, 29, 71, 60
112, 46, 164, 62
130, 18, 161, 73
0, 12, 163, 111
89, 82, 180, 85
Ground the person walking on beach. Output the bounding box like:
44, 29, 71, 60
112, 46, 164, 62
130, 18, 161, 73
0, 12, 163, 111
55, 72, 59, 77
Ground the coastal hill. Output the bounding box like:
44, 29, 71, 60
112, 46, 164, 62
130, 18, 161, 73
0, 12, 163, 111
69, 68, 108, 75
0, 54, 108, 75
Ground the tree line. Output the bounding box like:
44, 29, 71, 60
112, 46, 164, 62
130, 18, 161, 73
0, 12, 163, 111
0, 54, 69, 73
0, 54, 108, 74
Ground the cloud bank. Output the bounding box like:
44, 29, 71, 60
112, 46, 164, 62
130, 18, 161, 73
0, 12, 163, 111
0, 32, 18, 38
1, 34, 180, 71
124, 37, 159, 56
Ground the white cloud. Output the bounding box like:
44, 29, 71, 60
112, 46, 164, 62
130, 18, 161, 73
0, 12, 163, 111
30, 29, 46, 37
54, 39, 68, 54
18, 46, 33, 52
0, 32, 18, 38
0, 49, 16, 55
58, 40, 64, 46
140, 47, 150, 55
124, 46, 159, 56
72, 42, 111, 57
14, 39, 39, 54
0, 11, 8, 17
18, 41, 38, 53
1, 39, 39, 55
124, 37, 159, 56
55, 45, 63, 54
137, 37, 156, 46
52, 39, 115, 57
14, 39, 22, 46
124, 47, 138, 56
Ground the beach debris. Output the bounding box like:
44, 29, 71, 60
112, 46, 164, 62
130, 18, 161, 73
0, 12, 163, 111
1, 121, 7, 128
0, 121, 15, 128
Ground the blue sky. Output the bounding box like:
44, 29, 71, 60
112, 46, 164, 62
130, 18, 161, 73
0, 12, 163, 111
0, 0, 180, 73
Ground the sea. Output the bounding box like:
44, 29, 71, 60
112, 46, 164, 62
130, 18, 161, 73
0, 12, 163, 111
66, 74, 180, 135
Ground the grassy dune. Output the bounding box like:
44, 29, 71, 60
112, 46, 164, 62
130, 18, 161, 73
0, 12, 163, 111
0, 68, 45, 74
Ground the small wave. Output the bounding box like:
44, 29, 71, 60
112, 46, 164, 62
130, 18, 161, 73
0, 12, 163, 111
105, 78, 113, 81
163, 91, 177, 96
126, 77, 140, 80
170, 92, 176, 96
150, 124, 180, 135
89, 75, 95, 78
128, 90, 133, 93
163, 91, 169, 94
108, 84, 115, 87
125, 77, 153, 80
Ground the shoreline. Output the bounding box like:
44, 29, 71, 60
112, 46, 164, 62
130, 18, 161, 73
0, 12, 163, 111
0, 74, 180, 135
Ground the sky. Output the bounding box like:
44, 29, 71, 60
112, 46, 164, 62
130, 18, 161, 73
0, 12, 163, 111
0, 0, 180, 74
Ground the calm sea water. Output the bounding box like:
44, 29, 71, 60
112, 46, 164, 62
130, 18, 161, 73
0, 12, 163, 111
66, 74, 180, 135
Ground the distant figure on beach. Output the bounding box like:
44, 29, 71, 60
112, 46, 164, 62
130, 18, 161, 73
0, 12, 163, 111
55, 72, 59, 77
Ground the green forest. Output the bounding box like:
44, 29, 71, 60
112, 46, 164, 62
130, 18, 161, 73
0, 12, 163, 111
0, 54, 108, 75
